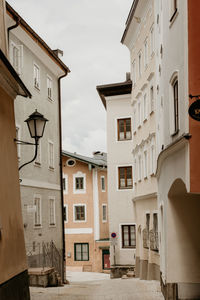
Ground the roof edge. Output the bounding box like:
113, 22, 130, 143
121, 0, 139, 44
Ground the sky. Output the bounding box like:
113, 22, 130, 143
7, 0, 133, 156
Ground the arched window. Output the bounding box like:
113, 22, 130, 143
172, 77, 179, 134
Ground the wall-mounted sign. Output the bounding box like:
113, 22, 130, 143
111, 232, 117, 238
189, 100, 200, 121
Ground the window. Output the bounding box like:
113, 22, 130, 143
118, 166, 133, 189
48, 141, 54, 169
10, 41, 23, 74
49, 197, 55, 226
143, 93, 147, 120
63, 174, 68, 194
35, 140, 41, 165
150, 25, 154, 55
117, 118, 131, 141
153, 213, 158, 233
170, 0, 177, 22
34, 196, 41, 226
74, 204, 86, 222
74, 243, 89, 261
138, 155, 142, 181
132, 60, 136, 85
144, 150, 148, 178
138, 51, 142, 77
102, 204, 107, 222
133, 108, 137, 132
76, 177, 84, 190
133, 158, 137, 184
150, 86, 154, 113
150, 145, 155, 175
101, 176, 105, 191
67, 159, 76, 167
47, 76, 53, 100
138, 100, 141, 127
172, 78, 179, 134
121, 225, 136, 248
16, 126, 20, 160
64, 205, 68, 222
146, 213, 150, 241
144, 39, 148, 68
34, 63, 40, 89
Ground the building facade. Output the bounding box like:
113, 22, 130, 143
62, 151, 110, 273
97, 77, 136, 278
121, 0, 159, 281
0, 0, 31, 298
6, 3, 69, 281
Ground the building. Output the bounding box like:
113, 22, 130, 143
6, 3, 70, 281
97, 75, 136, 278
155, 0, 200, 299
0, 0, 31, 298
121, 0, 160, 281
62, 151, 110, 273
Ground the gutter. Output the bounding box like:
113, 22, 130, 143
7, 12, 20, 41
58, 72, 68, 283
121, 0, 139, 44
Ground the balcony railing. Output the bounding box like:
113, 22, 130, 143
150, 229, 159, 252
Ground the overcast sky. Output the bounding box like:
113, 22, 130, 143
7, 0, 132, 156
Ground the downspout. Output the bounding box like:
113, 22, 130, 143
7, 15, 20, 42
58, 71, 68, 283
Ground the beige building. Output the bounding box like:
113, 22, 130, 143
0, 0, 31, 298
121, 0, 159, 280
62, 151, 110, 273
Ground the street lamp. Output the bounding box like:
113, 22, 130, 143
15, 110, 48, 171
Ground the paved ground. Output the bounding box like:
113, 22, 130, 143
30, 272, 164, 300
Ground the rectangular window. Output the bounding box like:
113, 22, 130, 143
34, 63, 40, 89
63, 174, 68, 194
132, 60, 136, 85
144, 39, 148, 68
150, 86, 154, 113
35, 140, 41, 165
138, 155, 142, 181
138, 51, 142, 77
74, 205, 86, 221
133, 158, 137, 184
173, 79, 179, 133
153, 213, 158, 233
16, 126, 20, 160
64, 205, 68, 222
150, 25, 154, 55
122, 225, 136, 248
143, 93, 147, 120
102, 204, 107, 222
63, 178, 66, 191
75, 177, 84, 190
48, 141, 54, 169
47, 76, 53, 100
34, 196, 41, 226
117, 118, 131, 141
49, 198, 55, 226
10, 41, 23, 74
138, 101, 141, 127
101, 176, 105, 191
144, 150, 147, 178
150, 145, 155, 174
146, 213, 150, 241
118, 166, 133, 189
74, 243, 89, 261
133, 109, 137, 132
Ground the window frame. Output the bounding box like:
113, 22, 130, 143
74, 243, 89, 261
172, 78, 179, 135
16, 125, 21, 160
48, 141, 54, 170
64, 204, 68, 223
33, 63, 40, 90
73, 204, 86, 223
35, 140, 41, 166
121, 224, 136, 249
10, 40, 23, 75
118, 166, 133, 190
47, 75, 53, 101
117, 118, 132, 141
102, 204, 107, 222
49, 197, 56, 226
73, 172, 86, 194
34, 194, 42, 227
150, 24, 155, 56
138, 51, 142, 77
144, 38, 148, 69
101, 176, 106, 192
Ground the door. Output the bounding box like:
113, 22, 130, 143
102, 249, 110, 269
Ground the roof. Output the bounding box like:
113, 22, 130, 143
121, 0, 139, 44
96, 79, 132, 108
0, 49, 31, 98
62, 150, 107, 168
6, 2, 70, 74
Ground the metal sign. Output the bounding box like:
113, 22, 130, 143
189, 99, 200, 121
111, 232, 117, 238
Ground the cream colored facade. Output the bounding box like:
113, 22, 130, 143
122, 0, 159, 280
62, 151, 110, 273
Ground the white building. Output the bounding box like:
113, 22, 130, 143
97, 75, 136, 278
6, 3, 70, 281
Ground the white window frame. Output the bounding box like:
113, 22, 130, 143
49, 196, 56, 226
10, 40, 23, 75
133, 106, 137, 133
138, 51, 142, 77
64, 204, 68, 223
133, 157, 137, 184
33, 63, 40, 90
102, 204, 107, 223
73, 172, 86, 194
63, 174, 68, 194
34, 194, 42, 227
150, 140, 156, 175
35, 140, 41, 166
132, 60, 136, 85
150, 24, 155, 56
143, 150, 148, 179
119, 223, 136, 251
101, 176, 106, 192
144, 38, 148, 68
143, 93, 148, 121
73, 204, 87, 223
138, 155, 142, 181
48, 141, 54, 170
47, 75, 53, 101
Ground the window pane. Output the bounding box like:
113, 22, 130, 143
127, 167, 132, 179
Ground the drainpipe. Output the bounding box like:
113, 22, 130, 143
7, 15, 20, 42
58, 71, 68, 283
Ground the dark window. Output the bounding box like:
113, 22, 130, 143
117, 118, 131, 141
173, 79, 179, 134
101, 176, 105, 191
74, 205, 85, 221
146, 213, 150, 241
63, 178, 66, 190
63, 206, 67, 222
74, 243, 89, 261
75, 177, 84, 190
118, 166, 133, 189
122, 225, 136, 248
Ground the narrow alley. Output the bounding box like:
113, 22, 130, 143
30, 272, 164, 300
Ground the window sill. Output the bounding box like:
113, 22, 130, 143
133, 130, 137, 135
34, 225, 42, 229
49, 166, 55, 171
138, 125, 141, 129
34, 85, 40, 92
34, 162, 41, 167
171, 129, 179, 137
143, 118, 147, 123
169, 9, 178, 27
144, 176, 148, 180
119, 186, 133, 190
48, 97, 53, 102
74, 220, 86, 223
49, 224, 56, 228
150, 110, 154, 116
102, 220, 107, 223
150, 173, 155, 177
122, 246, 136, 249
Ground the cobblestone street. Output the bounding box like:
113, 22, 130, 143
30, 272, 164, 300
